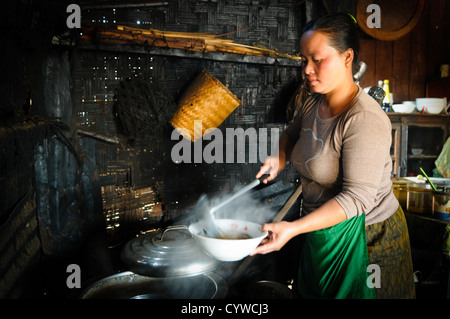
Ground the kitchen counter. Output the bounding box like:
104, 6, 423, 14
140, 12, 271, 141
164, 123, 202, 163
405, 211, 450, 225
404, 211, 450, 299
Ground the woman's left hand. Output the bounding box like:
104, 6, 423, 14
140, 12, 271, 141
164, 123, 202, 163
251, 221, 295, 255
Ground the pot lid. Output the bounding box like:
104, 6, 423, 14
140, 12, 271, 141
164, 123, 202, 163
121, 226, 224, 277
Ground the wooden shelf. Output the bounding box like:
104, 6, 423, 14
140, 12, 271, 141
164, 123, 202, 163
408, 155, 439, 159
78, 41, 303, 67
388, 113, 450, 123
388, 114, 449, 177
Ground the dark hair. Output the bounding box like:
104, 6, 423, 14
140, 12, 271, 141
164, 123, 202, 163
302, 13, 360, 72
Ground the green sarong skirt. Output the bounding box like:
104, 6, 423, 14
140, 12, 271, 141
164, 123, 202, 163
365, 205, 415, 299
298, 205, 415, 299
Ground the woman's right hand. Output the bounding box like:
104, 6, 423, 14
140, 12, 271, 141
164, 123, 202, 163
251, 221, 295, 255
256, 156, 284, 183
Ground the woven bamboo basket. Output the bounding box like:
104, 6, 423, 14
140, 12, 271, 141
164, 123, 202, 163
170, 70, 241, 141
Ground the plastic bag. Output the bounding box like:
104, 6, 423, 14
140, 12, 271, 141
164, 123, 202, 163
435, 137, 450, 178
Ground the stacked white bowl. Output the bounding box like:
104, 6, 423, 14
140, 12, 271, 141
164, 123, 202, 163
392, 101, 416, 113
392, 98, 449, 114
416, 98, 447, 114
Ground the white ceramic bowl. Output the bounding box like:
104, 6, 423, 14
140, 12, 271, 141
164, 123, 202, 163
416, 98, 446, 114
392, 104, 415, 113
189, 219, 268, 262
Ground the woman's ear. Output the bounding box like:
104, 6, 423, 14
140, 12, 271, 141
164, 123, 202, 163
344, 48, 354, 68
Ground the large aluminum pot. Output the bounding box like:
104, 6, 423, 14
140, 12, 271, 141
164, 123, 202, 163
121, 225, 224, 277
81, 226, 230, 299
79, 271, 227, 299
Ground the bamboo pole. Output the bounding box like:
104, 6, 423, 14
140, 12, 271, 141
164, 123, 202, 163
81, 25, 301, 60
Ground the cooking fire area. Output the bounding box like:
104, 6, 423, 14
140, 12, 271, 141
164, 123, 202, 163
80, 180, 304, 300
25, 180, 304, 300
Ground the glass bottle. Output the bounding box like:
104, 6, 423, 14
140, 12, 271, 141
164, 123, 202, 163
382, 79, 391, 112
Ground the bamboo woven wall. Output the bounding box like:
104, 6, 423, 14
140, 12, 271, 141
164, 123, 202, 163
73, 0, 305, 227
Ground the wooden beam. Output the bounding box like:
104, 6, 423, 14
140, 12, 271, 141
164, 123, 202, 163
78, 41, 303, 67
78, 26, 302, 67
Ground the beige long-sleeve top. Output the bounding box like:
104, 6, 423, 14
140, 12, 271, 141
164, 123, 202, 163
282, 87, 398, 226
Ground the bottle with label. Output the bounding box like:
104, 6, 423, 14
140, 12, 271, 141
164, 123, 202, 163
382, 79, 391, 112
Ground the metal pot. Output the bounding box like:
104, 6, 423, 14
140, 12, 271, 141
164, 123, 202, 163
432, 190, 450, 220
79, 271, 227, 299
407, 183, 433, 214
121, 225, 224, 277
80, 226, 230, 299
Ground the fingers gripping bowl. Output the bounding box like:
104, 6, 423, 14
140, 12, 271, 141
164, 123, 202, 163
189, 219, 268, 262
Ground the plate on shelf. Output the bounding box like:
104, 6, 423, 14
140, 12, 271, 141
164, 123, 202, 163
402, 177, 450, 186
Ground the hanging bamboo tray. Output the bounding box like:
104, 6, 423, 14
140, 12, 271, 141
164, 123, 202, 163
170, 70, 241, 142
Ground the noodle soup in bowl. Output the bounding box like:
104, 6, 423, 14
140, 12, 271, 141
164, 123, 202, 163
189, 219, 268, 261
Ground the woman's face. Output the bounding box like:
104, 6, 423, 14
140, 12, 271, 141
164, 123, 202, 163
300, 30, 352, 94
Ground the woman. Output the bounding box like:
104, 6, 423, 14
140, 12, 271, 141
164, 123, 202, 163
253, 13, 415, 299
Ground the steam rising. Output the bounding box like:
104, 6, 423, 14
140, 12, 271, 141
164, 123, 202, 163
190, 183, 278, 227
120, 184, 284, 299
